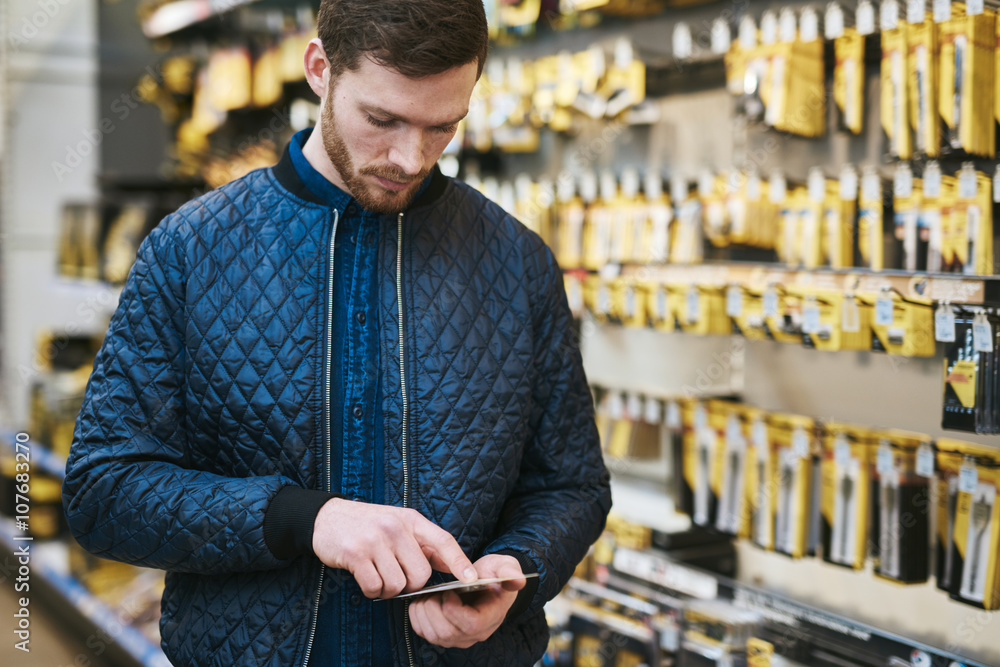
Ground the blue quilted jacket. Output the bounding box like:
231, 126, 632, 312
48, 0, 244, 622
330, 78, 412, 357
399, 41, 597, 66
63, 150, 611, 666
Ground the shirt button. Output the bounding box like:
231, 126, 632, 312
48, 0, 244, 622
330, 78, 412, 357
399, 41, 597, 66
353, 405, 364, 418
356, 312, 366, 325
349, 593, 362, 606
346, 204, 357, 216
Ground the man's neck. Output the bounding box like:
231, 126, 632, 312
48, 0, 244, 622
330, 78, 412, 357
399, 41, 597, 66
301, 127, 353, 196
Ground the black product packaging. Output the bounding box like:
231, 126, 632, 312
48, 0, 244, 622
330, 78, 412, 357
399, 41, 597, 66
870, 432, 933, 584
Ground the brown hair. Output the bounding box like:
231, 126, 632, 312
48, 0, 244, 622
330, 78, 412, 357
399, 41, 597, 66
316, 0, 489, 80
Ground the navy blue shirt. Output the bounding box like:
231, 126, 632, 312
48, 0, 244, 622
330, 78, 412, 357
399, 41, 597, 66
289, 128, 393, 666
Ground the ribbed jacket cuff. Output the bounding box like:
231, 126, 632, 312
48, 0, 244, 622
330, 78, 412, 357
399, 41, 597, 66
263, 486, 341, 560
493, 549, 539, 620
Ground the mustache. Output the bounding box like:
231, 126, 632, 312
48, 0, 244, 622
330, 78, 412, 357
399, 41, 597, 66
359, 164, 430, 184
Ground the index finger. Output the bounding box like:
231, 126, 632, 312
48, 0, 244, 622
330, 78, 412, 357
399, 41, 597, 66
413, 522, 477, 583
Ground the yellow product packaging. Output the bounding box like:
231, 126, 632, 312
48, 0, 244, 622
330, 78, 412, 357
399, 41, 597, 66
861, 290, 935, 357
670, 186, 704, 265
763, 285, 802, 345
728, 285, 769, 341
935, 443, 964, 593
555, 176, 586, 269
936, 439, 1000, 609
764, 36, 826, 137
701, 173, 731, 249
872, 430, 933, 584
646, 282, 674, 332
643, 172, 673, 264
949, 167, 993, 275
748, 410, 775, 550
563, 272, 586, 321
714, 405, 754, 538
613, 279, 647, 329
820, 422, 875, 570
583, 188, 613, 272
834, 28, 865, 134
801, 180, 825, 270
603, 172, 636, 266
682, 401, 721, 528
791, 288, 870, 352
776, 187, 807, 267
940, 11, 996, 157
882, 27, 913, 160
824, 178, 856, 269
583, 275, 614, 325
671, 284, 729, 336
725, 41, 749, 98
207, 47, 253, 112
251, 45, 283, 108
907, 19, 940, 157
919, 169, 952, 273
892, 173, 922, 272
857, 168, 886, 271
769, 413, 815, 559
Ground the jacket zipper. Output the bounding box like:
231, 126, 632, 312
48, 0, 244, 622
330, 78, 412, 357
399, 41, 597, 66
397, 212, 416, 667
303, 208, 340, 667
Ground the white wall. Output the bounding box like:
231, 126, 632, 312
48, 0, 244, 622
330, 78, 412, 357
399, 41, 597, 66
0, 0, 110, 427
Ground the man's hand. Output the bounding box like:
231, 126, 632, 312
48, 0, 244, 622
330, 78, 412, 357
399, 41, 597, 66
408, 554, 526, 649
312, 498, 477, 599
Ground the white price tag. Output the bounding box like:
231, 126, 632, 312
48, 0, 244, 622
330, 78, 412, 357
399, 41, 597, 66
916, 443, 935, 478
967, 0, 984, 16
842, 296, 861, 332
933, 0, 951, 22
695, 403, 708, 431
907, 0, 926, 24
994, 165, 1000, 203
840, 166, 859, 201
747, 172, 762, 202
802, 300, 822, 334
666, 400, 681, 429
727, 415, 744, 447
894, 165, 913, 197
673, 22, 693, 60
881, 0, 900, 31
763, 287, 779, 318
862, 169, 881, 202
711, 18, 731, 54
876, 295, 895, 326
627, 393, 643, 419
959, 167, 978, 199
779, 8, 798, 43
753, 419, 768, 450
809, 168, 826, 202
698, 170, 714, 198
608, 393, 625, 420
800, 8, 820, 42
826, 3, 846, 40
739, 16, 758, 49
834, 435, 852, 467
877, 441, 895, 474
935, 304, 957, 342
686, 286, 700, 324
793, 427, 811, 458
923, 162, 942, 198
973, 313, 993, 352
726, 285, 744, 318
858, 0, 877, 35
671, 175, 688, 204
644, 397, 662, 424
769, 172, 787, 203
959, 461, 978, 493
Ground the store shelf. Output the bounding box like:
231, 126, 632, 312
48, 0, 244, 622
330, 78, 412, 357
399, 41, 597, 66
0, 524, 169, 667
141, 0, 261, 38
0, 433, 168, 667
610, 261, 1000, 305
609, 546, 991, 667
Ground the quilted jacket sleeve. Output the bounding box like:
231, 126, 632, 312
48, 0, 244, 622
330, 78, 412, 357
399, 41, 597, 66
483, 241, 611, 617
63, 222, 296, 574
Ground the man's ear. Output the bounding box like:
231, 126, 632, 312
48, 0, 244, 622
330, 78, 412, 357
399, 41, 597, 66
304, 38, 330, 99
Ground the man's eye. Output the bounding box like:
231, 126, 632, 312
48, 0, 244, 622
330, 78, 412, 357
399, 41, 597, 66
366, 115, 394, 129
435, 124, 458, 134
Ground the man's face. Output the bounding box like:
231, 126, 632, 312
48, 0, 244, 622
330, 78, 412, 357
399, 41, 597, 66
320, 57, 478, 214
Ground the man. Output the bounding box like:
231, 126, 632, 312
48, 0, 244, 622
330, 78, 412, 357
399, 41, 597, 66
62, 0, 610, 665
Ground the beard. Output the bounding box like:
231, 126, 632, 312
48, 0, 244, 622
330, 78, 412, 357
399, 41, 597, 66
320, 89, 430, 215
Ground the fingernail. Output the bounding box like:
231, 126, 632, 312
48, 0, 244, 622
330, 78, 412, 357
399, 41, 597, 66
463, 567, 477, 582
